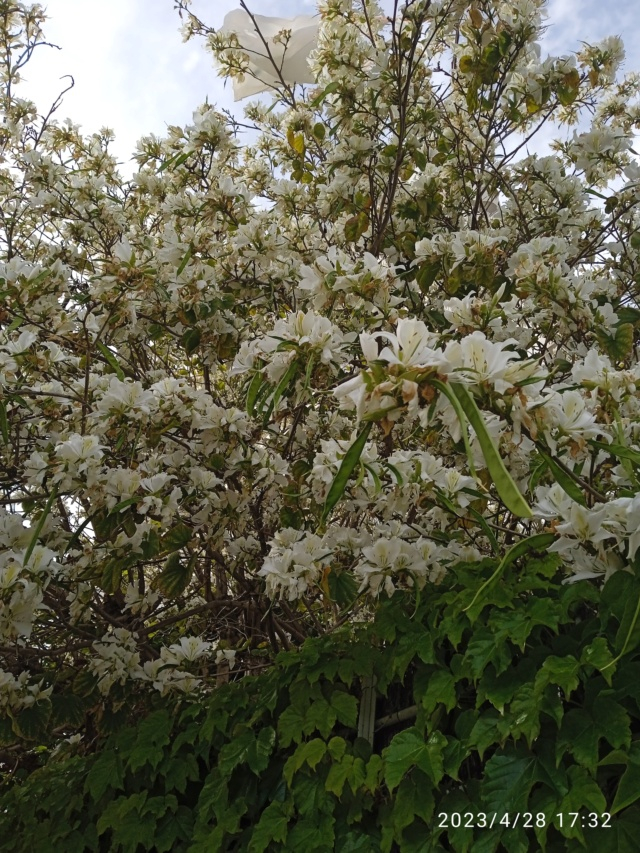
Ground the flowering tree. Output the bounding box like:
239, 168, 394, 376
2, 0, 640, 848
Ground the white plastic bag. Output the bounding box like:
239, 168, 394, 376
219, 10, 319, 100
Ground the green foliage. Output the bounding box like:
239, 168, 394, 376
3, 555, 640, 851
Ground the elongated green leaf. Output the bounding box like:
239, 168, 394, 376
0, 399, 8, 445
23, 485, 58, 566
464, 532, 556, 615
450, 382, 532, 518
246, 372, 264, 417
466, 506, 499, 554
176, 246, 193, 276
321, 423, 372, 525
262, 360, 298, 424
537, 447, 587, 507
310, 81, 340, 108
429, 379, 477, 480
591, 440, 640, 466
96, 341, 125, 380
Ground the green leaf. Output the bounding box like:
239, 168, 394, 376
420, 670, 457, 715
310, 81, 340, 107
284, 739, 327, 786
218, 730, 255, 777
464, 532, 556, 616
331, 690, 358, 727
128, 710, 172, 772
86, 750, 124, 801
0, 399, 8, 445
181, 327, 201, 355
247, 726, 276, 775
156, 552, 193, 597
176, 245, 193, 276
325, 756, 353, 797
450, 382, 532, 517
344, 211, 370, 243
96, 340, 125, 380
11, 699, 52, 740
23, 485, 58, 567
246, 371, 265, 417
481, 749, 540, 813
584, 806, 640, 853
612, 743, 640, 814
262, 359, 298, 424
101, 557, 123, 594
591, 440, 640, 467
321, 423, 372, 524
249, 801, 290, 852
382, 727, 445, 791
160, 522, 192, 553
557, 766, 606, 837
537, 447, 587, 506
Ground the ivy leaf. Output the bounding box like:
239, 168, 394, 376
612, 742, 640, 814
86, 750, 125, 801
284, 739, 327, 786
481, 749, 540, 813
420, 670, 457, 715
382, 727, 446, 791
331, 690, 358, 727
584, 806, 640, 853
128, 710, 172, 773
247, 726, 276, 775
249, 801, 290, 852
217, 730, 255, 777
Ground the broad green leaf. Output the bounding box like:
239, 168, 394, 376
330, 690, 358, 727
420, 670, 457, 715
382, 727, 445, 791
101, 557, 123, 594
248, 801, 290, 853
96, 340, 125, 380
284, 738, 327, 786
325, 755, 353, 797
321, 423, 372, 524
86, 750, 125, 801
160, 522, 192, 553
181, 327, 201, 355
612, 743, 640, 814
11, 699, 52, 740
156, 552, 193, 597
450, 382, 532, 517
481, 749, 540, 813
218, 730, 255, 777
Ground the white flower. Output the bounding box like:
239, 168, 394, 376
444, 332, 520, 392
219, 11, 318, 101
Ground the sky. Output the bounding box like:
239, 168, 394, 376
18, 0, 640, 172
